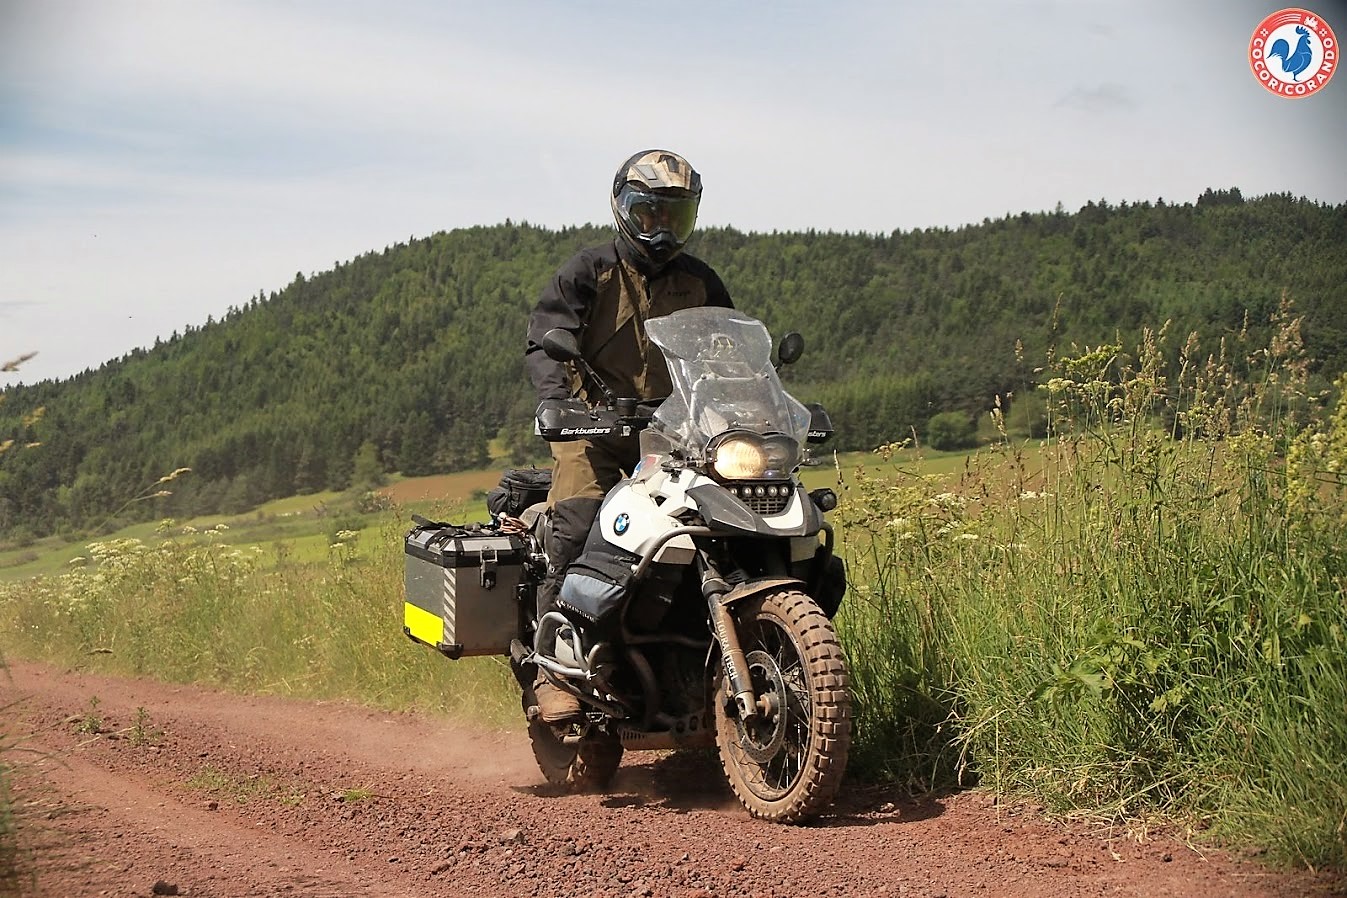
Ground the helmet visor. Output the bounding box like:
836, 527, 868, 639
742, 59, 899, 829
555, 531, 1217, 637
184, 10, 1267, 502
617, 189, 699, 245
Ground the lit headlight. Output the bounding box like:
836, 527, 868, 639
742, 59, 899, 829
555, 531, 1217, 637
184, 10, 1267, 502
708, 431, 801, 481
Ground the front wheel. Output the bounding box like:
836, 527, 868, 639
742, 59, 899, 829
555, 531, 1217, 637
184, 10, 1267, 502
714, 590, 852, 823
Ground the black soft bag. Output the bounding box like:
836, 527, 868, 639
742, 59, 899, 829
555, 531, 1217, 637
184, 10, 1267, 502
486, 467, 553, 517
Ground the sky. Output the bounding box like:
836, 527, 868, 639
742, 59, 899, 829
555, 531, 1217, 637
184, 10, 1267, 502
3, 0, 1346, 386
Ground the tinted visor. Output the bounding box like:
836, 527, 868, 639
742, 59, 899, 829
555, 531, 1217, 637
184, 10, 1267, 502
617, 188, 699, 244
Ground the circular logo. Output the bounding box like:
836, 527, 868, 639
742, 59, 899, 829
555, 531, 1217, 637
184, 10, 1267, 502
612, 513, 630, 536
1249, 8, 1338, 98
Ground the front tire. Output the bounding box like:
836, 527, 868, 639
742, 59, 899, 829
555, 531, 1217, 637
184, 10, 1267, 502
714, 590, 851, 823
527, 719, 624, 791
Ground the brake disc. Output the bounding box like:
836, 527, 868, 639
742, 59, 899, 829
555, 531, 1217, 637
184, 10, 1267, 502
734, 649, 788, 764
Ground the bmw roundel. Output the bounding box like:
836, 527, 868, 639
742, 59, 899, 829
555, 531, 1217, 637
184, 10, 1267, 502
613, 512, 630, 535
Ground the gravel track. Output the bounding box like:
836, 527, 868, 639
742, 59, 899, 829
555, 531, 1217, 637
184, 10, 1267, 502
2, 660, 1339, 898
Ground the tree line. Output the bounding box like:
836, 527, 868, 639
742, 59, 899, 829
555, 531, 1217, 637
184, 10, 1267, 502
2, 189, 1344, 538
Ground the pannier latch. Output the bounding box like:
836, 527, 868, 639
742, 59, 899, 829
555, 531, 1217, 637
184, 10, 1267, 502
478, 546, 499, 590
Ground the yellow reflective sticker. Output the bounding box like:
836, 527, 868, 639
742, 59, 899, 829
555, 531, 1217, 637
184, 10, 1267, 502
403, 602, 444, 647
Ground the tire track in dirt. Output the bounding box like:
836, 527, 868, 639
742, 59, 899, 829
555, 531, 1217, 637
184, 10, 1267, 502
3, 660, 1339, 898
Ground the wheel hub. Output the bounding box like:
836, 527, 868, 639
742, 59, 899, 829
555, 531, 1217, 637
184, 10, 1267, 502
734, 649, 788, 764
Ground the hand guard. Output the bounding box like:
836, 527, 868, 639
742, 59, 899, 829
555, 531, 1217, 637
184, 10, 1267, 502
536, 398, 612, 442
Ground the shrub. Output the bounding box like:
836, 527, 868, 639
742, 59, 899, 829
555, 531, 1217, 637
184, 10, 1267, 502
925, 411, 977, 451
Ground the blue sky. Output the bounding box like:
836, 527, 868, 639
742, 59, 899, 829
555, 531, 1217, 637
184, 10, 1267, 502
3, 0, 1346, 385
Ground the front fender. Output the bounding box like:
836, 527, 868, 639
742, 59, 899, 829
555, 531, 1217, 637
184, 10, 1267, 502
718, 577, 806, 608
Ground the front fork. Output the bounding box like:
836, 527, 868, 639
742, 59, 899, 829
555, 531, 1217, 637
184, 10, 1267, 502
698, 549, 758, 721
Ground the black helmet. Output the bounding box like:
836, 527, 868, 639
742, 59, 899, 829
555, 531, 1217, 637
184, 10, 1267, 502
610, 149, 702, 267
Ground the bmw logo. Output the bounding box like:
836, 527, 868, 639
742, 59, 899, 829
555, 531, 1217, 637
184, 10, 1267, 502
613, 513, 630, 535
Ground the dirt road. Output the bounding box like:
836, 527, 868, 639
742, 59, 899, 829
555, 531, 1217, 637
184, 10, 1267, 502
2, 660, 1338, 898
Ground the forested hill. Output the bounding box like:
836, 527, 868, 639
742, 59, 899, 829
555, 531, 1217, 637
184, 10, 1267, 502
2, 189, 1345, 537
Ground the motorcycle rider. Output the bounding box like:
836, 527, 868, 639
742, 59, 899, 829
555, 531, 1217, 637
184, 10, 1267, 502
524, 149, 733, 722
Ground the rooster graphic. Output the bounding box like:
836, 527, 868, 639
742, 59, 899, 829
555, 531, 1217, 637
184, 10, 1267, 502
1269, 25, 1314, 81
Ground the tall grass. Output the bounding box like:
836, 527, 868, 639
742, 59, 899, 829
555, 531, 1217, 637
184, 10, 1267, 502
834, 298, 1346, 869
0, 508, 521, 728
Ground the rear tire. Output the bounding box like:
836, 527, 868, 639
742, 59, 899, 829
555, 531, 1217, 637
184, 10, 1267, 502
714, 590, 851, 823
527, 719, 624, 791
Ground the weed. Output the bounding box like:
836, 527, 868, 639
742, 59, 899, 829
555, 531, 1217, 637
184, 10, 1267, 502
186, 767, 273, 805
74, 697, 102, 736
127, 707, 162, 747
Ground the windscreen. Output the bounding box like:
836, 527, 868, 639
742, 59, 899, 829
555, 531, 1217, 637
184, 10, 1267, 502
645, 307, 811, 453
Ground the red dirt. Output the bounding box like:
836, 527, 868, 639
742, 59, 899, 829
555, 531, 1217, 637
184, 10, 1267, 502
2, 659, 1340, 898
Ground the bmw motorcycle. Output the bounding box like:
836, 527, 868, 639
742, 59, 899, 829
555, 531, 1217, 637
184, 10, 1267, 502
405, 306, 851, 823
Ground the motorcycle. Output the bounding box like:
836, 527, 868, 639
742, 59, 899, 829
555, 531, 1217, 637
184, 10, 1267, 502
404, 306, 851, 823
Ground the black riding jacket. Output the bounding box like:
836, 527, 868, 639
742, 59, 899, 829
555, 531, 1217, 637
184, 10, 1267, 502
525, 239, 733, 404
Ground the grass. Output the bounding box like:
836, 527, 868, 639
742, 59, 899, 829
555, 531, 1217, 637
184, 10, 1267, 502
0, 305, 1343, 871
831, 308, 1347, 870
0, 453, 889, 582
0, 484, 460, 581
186, 766, 306, 807
74, 697, 103, 736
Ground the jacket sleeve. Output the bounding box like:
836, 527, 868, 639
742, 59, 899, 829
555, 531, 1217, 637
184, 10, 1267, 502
526, 250, 598, 401
703, 264, 733, 309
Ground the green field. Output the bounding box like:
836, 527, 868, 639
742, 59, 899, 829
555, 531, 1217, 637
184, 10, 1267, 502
0, 447, 976, 582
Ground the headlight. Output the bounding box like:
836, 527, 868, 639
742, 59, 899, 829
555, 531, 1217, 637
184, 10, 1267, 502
707, 431, 801, 481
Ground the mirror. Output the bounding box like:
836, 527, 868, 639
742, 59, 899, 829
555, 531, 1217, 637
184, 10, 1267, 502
777, 332, 805, 367
541, 328, 582, 362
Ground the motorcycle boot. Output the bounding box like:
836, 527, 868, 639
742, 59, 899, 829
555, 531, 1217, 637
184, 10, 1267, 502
530, 495, 602, 724
533, 675, 582, 723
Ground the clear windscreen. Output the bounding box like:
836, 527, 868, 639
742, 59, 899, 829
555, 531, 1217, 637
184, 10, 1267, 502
645, 307, 811, 454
